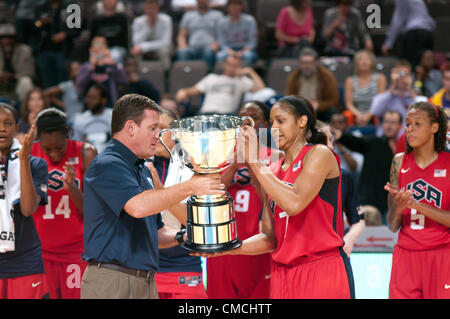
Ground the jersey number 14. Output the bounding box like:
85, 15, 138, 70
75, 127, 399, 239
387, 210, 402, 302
43, 196, 71, 219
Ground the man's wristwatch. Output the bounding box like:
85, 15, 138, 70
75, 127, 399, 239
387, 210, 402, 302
175, 229, 186, 245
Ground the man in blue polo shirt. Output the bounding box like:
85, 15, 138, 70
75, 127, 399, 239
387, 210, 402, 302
81, 94, 224, 299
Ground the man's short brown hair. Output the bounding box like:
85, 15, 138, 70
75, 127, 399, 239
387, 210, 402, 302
111, 94, 161, 135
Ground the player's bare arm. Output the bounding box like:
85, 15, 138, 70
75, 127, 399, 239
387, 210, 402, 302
18, 125, 41, 217
248, 144, 339, 217
157, 225, 184, 249
386, 153, 407, 232
408, 201, 450, 228
65, 142, 98, 217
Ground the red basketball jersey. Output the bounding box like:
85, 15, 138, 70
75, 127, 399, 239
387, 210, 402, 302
228, 167, 263, 239
228, 146, 273, 239
31, 140, 85, 263
397, 150, 450, 251
269, 144, 344, 266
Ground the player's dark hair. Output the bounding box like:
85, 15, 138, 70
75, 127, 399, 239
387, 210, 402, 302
242, 100, 270, 122
405, 101, 448, 153
35, 108, 72, 138
0, 102, 19, 123
111, 94, 161, 136
276, 95, 327, 146
160, 108, 178, 120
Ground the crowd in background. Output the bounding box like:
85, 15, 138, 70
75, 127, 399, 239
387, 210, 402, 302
0, 0, 450, 225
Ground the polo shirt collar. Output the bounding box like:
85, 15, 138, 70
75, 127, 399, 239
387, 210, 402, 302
110, 138, 145, 166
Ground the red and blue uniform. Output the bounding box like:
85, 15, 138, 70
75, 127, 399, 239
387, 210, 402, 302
269, 144, 354, 299
0, 155, 49, 299
206, 146, 273, 299
153, 156, 207, 299
389, 150, 450, 299
31, 140, 86, 299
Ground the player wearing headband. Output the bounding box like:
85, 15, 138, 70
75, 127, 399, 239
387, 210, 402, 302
31, 108, 97, 299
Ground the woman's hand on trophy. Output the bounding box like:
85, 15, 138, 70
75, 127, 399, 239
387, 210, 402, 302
237, 126, 259, 165
189, 173, 225, 196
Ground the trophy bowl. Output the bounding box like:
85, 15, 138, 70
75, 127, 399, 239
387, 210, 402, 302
159, 114, 254, 252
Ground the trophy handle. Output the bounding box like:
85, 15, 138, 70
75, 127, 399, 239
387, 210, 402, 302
240, 115, 255, 128
159, 129, 173, 161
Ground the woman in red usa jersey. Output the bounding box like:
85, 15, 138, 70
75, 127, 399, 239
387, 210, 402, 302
195, 96, 355, 299
206, 101, 273, 299
31, 108, 97, 299
385, 101, 450, 299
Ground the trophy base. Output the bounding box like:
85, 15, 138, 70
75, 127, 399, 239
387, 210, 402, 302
184, 193, 241, 253
182, 237, 242, 253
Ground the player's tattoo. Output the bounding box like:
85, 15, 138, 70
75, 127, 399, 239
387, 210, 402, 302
389, 154, 402, 187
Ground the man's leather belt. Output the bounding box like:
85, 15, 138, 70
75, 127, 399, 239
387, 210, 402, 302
89, 261, 156, 280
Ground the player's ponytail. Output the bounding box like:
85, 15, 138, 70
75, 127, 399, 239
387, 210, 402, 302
277, 95, 327, 146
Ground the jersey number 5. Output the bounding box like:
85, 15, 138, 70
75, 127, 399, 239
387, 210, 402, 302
43, 196, 71, 219
410, 208, 425, 230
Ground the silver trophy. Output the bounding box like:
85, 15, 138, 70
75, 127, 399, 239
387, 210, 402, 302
159, 114, 254, 252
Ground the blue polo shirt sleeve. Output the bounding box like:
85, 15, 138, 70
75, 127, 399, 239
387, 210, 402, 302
85, 154, 146, 217
341, 169, 362, 225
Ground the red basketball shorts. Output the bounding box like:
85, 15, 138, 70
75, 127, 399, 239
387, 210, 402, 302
389, 245, 450, 299
0, 273, 49, 299
270, 249, 353, 299
155, 272, 207, 299
206, 254, 272, 299
43, 259, 87, 299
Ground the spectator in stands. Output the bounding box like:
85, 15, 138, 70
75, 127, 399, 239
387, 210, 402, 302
369, 60, 427, 138
216, 0, 258, 67
130, 0, 173, 70
175, 0, 223, 69
90, 0, 129, 64
361, 205, 382, 226
344, 50, 386, 126
0, 1, 14, 24
332, 111, 403, 222
171, 0, 226, 14
275, 0, 315, 58
0, 24, 35, 103
72, 83, 112, 153
14, 0, 45, 45
329, 113, 363, 179
43, 61, 83, 124
321, 0, 373, 57
16, 88, 49, 144
285, 47, 340, 122
76, 36, 128, 107
382, 0, 435, 68
122, 57, 161, 104
414, 50, 442, 98
33, 0, 81, 89
430, 62, 450, 109
160, 93, 182, 117
175, 54, 273, 115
